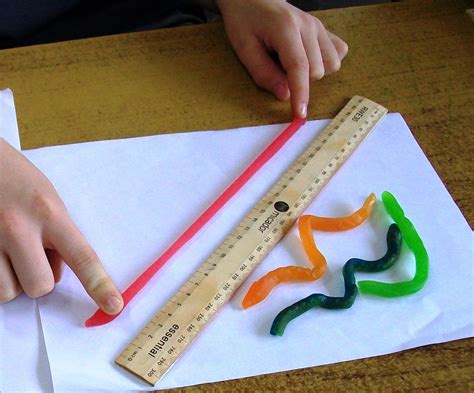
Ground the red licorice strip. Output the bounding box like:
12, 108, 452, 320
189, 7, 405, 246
85, 117, 306, 327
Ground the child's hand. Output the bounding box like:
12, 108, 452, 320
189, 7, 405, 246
0, 139, 123, 315
216, 0, 348, 118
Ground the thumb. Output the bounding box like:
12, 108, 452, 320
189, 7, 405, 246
46, 213, 123, 315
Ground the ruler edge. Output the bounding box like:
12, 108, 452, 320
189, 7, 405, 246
115, 95, 388, 384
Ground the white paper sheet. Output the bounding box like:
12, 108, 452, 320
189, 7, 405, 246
0, 89, 54, 393
19, 114, 472, 390
0, 89, 21, 149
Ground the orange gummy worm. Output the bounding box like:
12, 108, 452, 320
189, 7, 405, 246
242, 193, 376, 309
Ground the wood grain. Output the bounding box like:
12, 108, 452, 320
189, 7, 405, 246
0, 0, 472, 391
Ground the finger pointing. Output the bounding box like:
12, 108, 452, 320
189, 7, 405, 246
46, 215, 123, 315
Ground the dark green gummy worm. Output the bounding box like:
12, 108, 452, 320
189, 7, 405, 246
358, 191, 429, 297
270, 223, 402, 336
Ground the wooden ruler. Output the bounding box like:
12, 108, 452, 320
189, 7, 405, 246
115, 96, 387, 385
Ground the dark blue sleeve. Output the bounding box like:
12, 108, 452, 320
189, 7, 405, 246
0, 0, 193, 48
0, 0, 80, 41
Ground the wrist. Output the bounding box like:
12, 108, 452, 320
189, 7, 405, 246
214, 0, 227, 13
215, 0, 248, 14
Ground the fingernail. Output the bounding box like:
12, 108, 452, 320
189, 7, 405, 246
103, 294, 123, 315
299, 103, 307, 118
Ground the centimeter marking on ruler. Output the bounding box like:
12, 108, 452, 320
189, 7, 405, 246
115, 96, 388, 385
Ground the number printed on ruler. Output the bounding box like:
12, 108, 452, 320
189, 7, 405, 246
115, 96, 388, 385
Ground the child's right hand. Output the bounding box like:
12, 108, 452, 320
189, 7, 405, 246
0, 138, 123, 315
217, 0, 349, 118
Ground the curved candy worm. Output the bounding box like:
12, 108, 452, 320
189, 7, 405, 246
357, 191, 429, 297
242, 194, 376, 309
270, 223, 402, 336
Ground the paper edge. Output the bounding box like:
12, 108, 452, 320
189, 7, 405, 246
0, 88, 21, 150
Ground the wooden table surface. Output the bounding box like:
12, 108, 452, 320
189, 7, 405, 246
1, 0, 473, 391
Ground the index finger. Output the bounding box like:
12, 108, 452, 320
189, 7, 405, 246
275, 31, 309, 118
46, 213, 123, 315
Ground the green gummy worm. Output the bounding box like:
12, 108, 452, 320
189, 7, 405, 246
271, 224, 402, 336
358, 191, 429, 297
